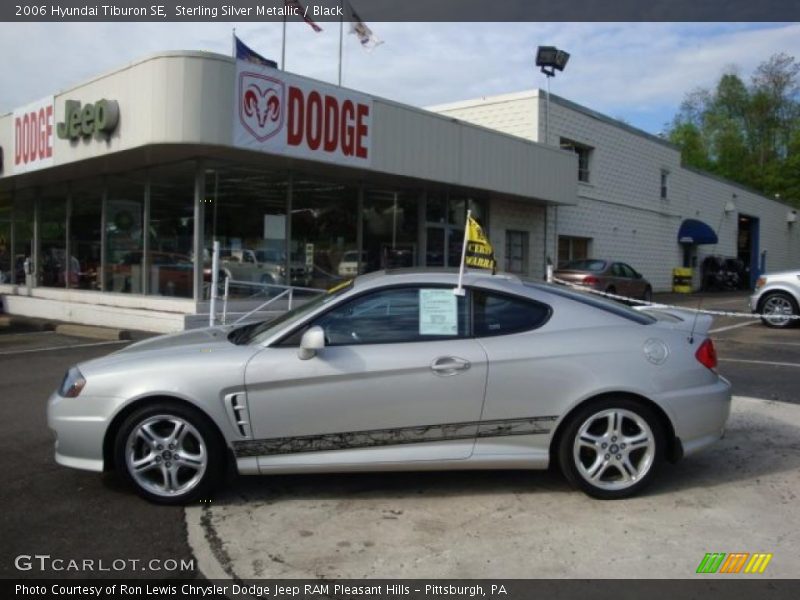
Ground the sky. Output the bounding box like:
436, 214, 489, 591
0, 21, 798, 135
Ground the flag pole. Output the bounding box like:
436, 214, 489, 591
281, 16, 287, 70
454, 209, 471, 296
338, 0, 344, 86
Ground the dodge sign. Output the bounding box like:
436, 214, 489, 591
233, 62, 372, 167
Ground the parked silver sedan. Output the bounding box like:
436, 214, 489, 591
48, 270, 731, 503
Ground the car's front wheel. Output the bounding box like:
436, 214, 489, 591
759, 292, 799, 329
557, 398, 665, 499
114, 402, 224, 505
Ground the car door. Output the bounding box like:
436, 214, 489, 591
620, 263, 643, 297
243, 285, 489, 468
469, 289, 562, 461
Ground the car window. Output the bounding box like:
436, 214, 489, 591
611, 263, 625, 277
620, 264, 637, 278
473, 290, 551, 337
307, 286, 468, 346
562, 259, 606, 272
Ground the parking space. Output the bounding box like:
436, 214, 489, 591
0, 299, 797, 579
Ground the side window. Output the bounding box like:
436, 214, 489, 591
311, 287, 468, 346
620, 264, 637, 278
473, 290, 550, 337
611, 263, 624, 277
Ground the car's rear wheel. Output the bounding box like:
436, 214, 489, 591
114, 402, 224, 505
557, 398, 665, 499
759, 292, 799, 329
642, 286, 653, 302
605, 286, 616, 296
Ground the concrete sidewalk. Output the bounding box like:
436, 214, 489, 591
186, 396, 799, 580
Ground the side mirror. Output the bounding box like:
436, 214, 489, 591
298, 326, 325, 360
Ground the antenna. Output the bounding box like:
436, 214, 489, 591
688, 296, 702, 344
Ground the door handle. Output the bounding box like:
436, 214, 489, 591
430, 356, 471, 376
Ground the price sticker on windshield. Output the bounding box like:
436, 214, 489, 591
419, 289, 458, 336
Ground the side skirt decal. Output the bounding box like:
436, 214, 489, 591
232, 416, 558, 458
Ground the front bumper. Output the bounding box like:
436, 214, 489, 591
47, 391, 121, 473
658, 376, 732, 458
749, 292, 761, 313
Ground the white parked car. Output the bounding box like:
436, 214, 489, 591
750, 270, 800, 328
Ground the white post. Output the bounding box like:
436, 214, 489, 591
281, 17, 287, 70
454, 209, 471, 296
337, 1, 344, 86
209, 240, 220, 327
222, 276, 230, 325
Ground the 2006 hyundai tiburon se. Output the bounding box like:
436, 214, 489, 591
48, 270, 731, 503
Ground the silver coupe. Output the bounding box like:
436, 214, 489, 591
48, 270, 731, 503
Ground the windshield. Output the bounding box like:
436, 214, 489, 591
229, 280, 354, 345
560, 259, 607, 272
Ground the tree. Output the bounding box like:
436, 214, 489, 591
666, 54, 800, 208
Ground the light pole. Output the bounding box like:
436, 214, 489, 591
535, 46, 570, 145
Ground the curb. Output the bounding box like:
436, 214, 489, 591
54, 323, 131, 341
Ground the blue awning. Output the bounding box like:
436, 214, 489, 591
678, 219, 718, 245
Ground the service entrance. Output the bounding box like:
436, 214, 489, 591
737, 214, 761, 289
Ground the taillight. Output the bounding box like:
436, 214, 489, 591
583, 275, 599, 285
695, 338, 718, 371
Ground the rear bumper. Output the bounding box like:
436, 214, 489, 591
658, 376, 732, 458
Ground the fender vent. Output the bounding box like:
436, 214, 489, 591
224, 392, 252, 438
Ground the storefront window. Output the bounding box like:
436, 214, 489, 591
204, 165, 289, 297
0, 190, 11, 284
149, 162, 196, 298
105, 173, 145, 294
69, 181, 103, 290
362, 189, 419, 274
292, 177, 358, 289
38, 187, 68, 288
14, 190, 35, 286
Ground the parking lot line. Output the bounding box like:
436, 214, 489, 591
710, 321, 758, 333
719, 357, 800, 369
0, 339, 129, 356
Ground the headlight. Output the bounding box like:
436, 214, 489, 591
59, 367, 86, 398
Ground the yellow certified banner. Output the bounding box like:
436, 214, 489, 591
465, 215, 496, 272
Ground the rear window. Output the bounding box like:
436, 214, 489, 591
528, 282, 656, 325
472, 290, 551, 336
561, 259, 606, 272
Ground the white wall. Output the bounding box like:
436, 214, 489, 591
433, 91, 800, 291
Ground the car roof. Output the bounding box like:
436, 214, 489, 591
350, 268, 521, 290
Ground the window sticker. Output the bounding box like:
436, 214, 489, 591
419, 289, 458, 336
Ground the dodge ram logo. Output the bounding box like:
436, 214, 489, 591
239, 72, 284, 142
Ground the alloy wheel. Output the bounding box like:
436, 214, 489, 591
572, 408, 656, 492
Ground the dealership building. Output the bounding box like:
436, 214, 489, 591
0, 50, 798, 332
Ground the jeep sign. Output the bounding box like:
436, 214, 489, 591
233, 62, 372, 167
13, 96, 55, 174
56, 99, 120, 141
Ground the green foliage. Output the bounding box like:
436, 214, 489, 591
666, 54, 800, 208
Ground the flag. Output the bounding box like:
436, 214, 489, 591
234, 34, 278, 68
285, 0, 323, 32
464, 214, 496, 273
344, 1, 383, 50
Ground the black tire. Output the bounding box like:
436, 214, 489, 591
557, 397, 666, 500
605, 286, 616, 295
642, 286, 653, 302
114, 402, 225, 505
758, 292, 799, 329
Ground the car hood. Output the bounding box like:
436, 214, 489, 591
113, 326, 237, 356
